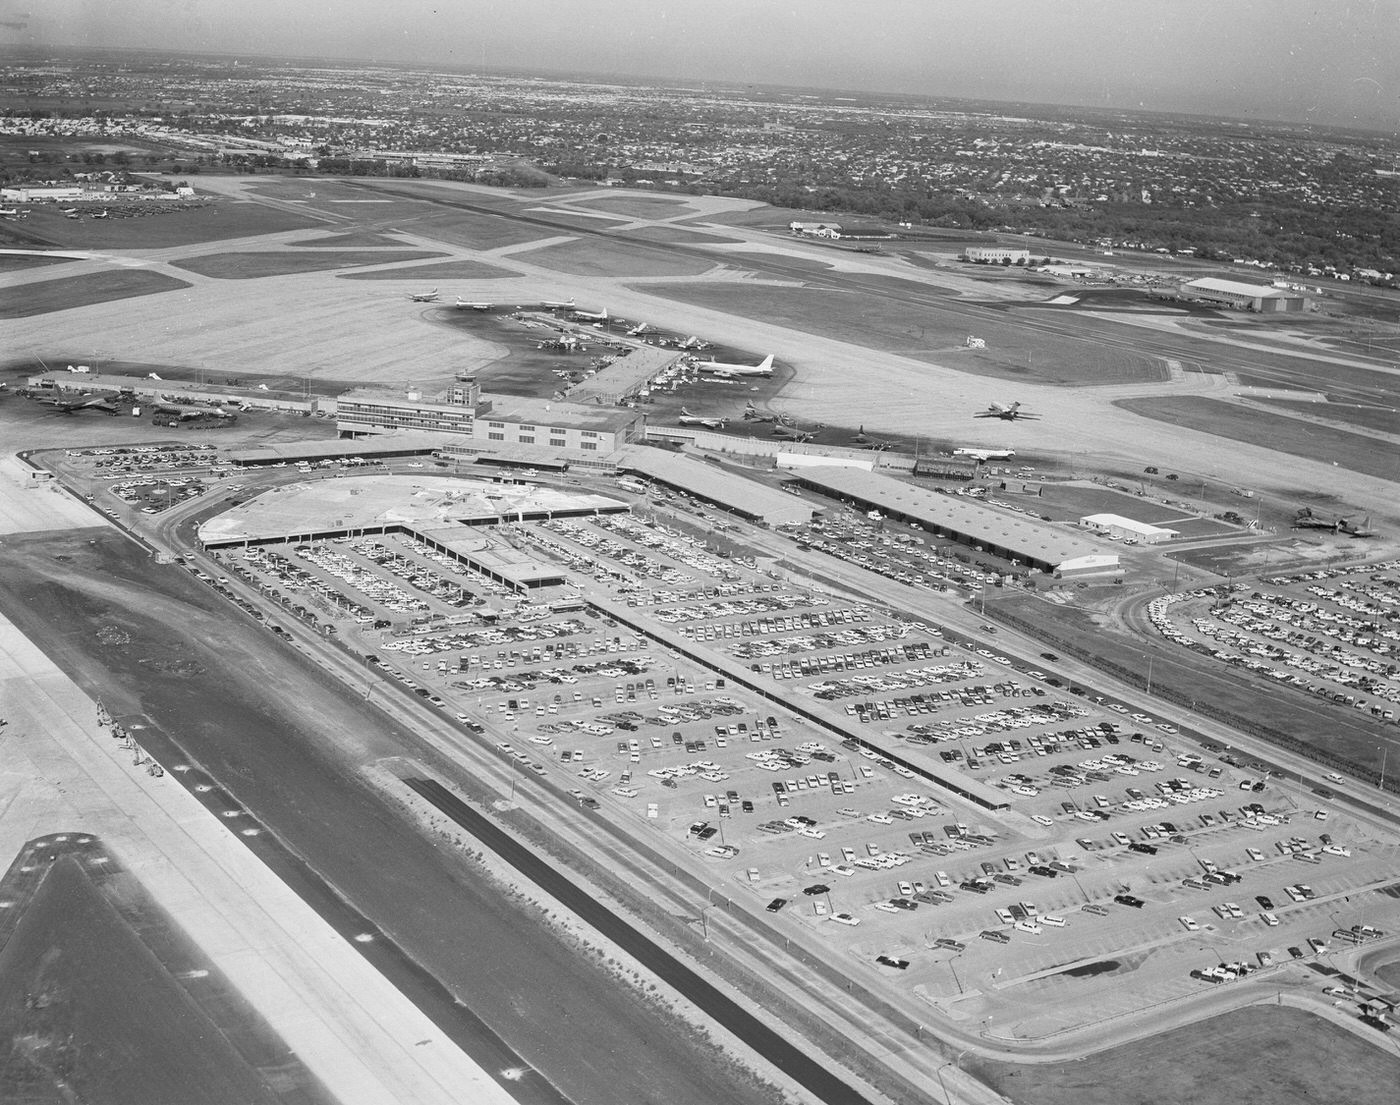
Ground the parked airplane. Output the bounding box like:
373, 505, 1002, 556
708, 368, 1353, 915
694, 353, 774, 378
742, 401, 776, 424
571, 305, 608, 323
677, 335, 709, 351
455, 298, 493, 310
53, 393, 117, 414
626, 322, 652, 336
0, 207, 18, 217
1340, 515, 1376, 538
772, 421, 813, 442
976, 401, 1040, 421
678, 408, 726, 429
542, 298, 576, 310
147, 373, 162, 381
953, 447, 1016, 461
65, 364, 90, 374
1293, 508, 1341, 531
408, 288, 439, 302
91, 209, 109, 219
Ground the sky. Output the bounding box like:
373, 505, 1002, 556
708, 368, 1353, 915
10, 0, 1400, 132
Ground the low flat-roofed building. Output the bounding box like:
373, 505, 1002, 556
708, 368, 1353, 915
615, 446, 816, 527
1179, 277, 1308, 313
196, 474, 627, 590
474, 395, 643, 455
1078, 513, 1178, 544
566, 345, 682, 406
226, 433, 448, 467
794, 466, 1118, 575
26, 371, 318, 414
965, 246, 1030, 264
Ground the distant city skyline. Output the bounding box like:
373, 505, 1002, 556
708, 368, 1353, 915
7, 0, 1398, 133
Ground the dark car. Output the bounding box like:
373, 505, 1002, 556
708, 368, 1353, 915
1256, 895, 1275, 911
765, 898, 788, 913
1114, 893, 1146, 908
1041, 652, 1059, 661
802, 884, 830, 896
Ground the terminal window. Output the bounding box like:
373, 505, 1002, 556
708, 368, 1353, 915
519, 436, 535, 444
488, 432, 505, 441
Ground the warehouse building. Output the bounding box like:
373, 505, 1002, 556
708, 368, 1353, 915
1178, 278, 1309, 313
1078, 513, 1178, 544
794, 467, 1118, 575
615, 446, 817, 527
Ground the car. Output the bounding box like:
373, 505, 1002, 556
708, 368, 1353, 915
829, 912, 861, 926
1255, 895, 1274, 911
766, 898, 788, 913
1179, 915, 1200, 931
802, 884, 831, 897
1040, 652, 1059, 661
1114, 893, 1145, 909
1261, 912, 1280, 926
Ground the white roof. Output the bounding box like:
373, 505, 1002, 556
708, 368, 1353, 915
1080, 513, 1178, 538
1182, 277, 1292, 299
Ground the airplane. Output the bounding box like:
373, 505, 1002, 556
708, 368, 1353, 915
52, 393, 118, 414
0, 207, 18, 217
772, 421, 813, 442
1340, 515, 1376, 538
975, 401, 1040, 421
693, 353, 774, 378
455, 298, 493, 310
678, 407, 726, 429
147, 373, 162, 381
626, 322, 652, 336
742, 401, 775, 424
953, 447, 1016, 461
570, 305, 608, 323
91, 209, 109, 219
677, 335, 709, 351
542, 298, 576, 310
256, 383, 270, 391
1292, 508, 1341, 531
408, 288, 439, 302
853, 425, 871, 444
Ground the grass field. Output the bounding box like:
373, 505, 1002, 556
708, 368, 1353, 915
170, 250, 442, 279
4, 201, 321, 250
288, 230, 406, 247
337, 259, 523, 281
1115, 397, 1400, 482
513, 236, 715, 277
1, 269, 192, 318
966, 1006, 1400, 1105
575, 194, 698, 218
1028, 482, 1197, 525
642, 282, 1167, 385
1252, 397, 1400, 435
620, 225, 744, 246
0, 252, 74, 271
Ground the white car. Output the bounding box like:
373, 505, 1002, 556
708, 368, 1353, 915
829, 912, 861, 926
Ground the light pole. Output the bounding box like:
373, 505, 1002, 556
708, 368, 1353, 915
935, 1062, 956, 1105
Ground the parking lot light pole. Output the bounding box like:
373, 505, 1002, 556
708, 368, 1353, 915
935, 1062, 955, 1105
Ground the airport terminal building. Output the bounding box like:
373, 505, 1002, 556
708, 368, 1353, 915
793, 467, 1118, 575
336, 373, 645, 454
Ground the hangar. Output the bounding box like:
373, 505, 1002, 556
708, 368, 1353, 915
793, 467, 1118, 575
1178, 277, 1308, 313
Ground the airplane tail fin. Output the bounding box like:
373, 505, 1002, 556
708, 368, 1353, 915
757, 354, 774, 372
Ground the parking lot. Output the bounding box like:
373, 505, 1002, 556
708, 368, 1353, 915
170, 467, 1400, 1041
1148, 562, 1400, 722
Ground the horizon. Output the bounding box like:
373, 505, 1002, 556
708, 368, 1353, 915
1, 0, 1396, 135
4, 40, 1398, 143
